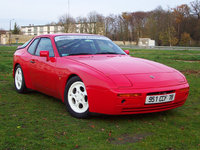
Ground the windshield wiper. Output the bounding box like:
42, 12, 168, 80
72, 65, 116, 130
67, 53, 94, 56
96, 52, 125, 55
66, 52, 125, 56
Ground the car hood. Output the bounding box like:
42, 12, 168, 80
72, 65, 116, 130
65, 55, 185, 88
66, 55, 174, 75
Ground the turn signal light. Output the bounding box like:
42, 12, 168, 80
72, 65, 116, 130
117, 93, 142, 98
179, 87, 190, 92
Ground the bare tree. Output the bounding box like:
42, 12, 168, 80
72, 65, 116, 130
145, 6, 165, 45
131, 11, 148, 42
105, 14, 116, 38
87, 11, 105, 34
56, 3, 200, 46
58, 14, 76, 33
190, 0, 200, 19
76, 17, 89, 33
172, 4, 191, 39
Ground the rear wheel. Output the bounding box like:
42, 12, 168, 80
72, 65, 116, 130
14, 64, 27, 93
64, 76, 89, 118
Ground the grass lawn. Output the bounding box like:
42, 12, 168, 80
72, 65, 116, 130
0, 46, 200, 150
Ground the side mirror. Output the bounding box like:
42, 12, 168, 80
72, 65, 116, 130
40, 51, 50, 61
124, 50, 130, 55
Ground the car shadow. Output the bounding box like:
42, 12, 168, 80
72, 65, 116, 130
89, 110, 176, 121
24, 89, 64, 104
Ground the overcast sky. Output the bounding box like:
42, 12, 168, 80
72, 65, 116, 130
0, 0, 193, 30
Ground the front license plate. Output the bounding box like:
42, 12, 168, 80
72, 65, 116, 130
145, 93, 176, 104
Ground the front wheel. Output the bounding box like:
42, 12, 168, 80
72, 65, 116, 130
64, 76, 89, 118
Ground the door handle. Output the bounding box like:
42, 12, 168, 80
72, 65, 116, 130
30, 60, 35, 64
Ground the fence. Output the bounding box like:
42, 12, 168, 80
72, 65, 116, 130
0, 33, 35, 45
119, 45, 200, 51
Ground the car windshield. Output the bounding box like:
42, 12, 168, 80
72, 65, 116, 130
54, 35, 126, 56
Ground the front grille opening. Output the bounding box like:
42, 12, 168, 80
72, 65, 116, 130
147, 90, 175, 96
121, 99, 126, 104
121, 100, 184, 113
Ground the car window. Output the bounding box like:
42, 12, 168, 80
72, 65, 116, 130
18, 38, 33, 49
35, 38, 54, 57
27, 38, 39, 55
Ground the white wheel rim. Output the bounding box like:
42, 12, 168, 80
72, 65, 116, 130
15, 68, 23, 90
68, 81, 89, 113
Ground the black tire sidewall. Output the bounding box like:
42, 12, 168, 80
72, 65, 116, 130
14, 64, 26, 93
64, 76, 89, 118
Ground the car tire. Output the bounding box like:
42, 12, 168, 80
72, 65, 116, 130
64, 76, 89, 118
14, 64, 27, 93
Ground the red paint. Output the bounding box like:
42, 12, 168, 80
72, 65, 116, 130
13, 34, 189, 115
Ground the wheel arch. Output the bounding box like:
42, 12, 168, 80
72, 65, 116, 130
61, 74, 81, 102
66, 74, 80, 83
13, 63, 20, 77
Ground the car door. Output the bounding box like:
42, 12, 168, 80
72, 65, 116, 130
29, 37, 57, 96
24, 38, 40, 89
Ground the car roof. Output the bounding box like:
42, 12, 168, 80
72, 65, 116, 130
37, 33, 104, 38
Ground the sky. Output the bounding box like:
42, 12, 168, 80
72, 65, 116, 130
0, 0, 194, 30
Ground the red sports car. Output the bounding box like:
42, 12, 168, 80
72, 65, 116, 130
13, 33, 189, 118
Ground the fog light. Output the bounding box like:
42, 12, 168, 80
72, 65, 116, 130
117, 93, 141, 98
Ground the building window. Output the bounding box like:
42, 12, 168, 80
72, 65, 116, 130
40, 27, 43, 33
28, 28, 32, 35
34, 27, 38, 35
54, 26, 58, 32
47, 26, 50, 34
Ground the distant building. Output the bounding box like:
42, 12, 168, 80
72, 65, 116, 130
0, 30, 7, 44
21, 22, 104, 36
0, 29, 7, 35
21, 25, 64, 36
138, 38, 155, 47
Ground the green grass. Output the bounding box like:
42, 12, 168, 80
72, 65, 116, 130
0, 46, 200, 149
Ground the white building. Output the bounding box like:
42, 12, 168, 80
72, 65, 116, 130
21, 22, 104, 36
138, 38, 155, 47
21, 25, 64, 36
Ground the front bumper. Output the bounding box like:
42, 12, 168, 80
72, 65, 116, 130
87, 83, 189, 115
